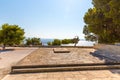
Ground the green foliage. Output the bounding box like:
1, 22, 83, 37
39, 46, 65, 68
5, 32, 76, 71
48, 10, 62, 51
83, 0, 120, 43
108, 0, 120, 24
92, 0, 120, 24
26, 37, 41, 45
47, 42, 52, 46
83, 25, 97, 41
52, 39, 61, 45
0, 23, 25, 49
85, 34, 97, 42
25, 38, 32, 45
48, 39, 73, 46
72, 36, 79, 46
61, 39, 73, 44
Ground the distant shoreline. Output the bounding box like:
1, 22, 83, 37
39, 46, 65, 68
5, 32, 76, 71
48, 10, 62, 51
41, 38, 95, 46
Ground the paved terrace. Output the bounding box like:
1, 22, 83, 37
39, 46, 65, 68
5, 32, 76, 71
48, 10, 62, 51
0, 47, 38, 80
1, 47, 120, 80
2, 70, 120, 80
17, 48, 104, 65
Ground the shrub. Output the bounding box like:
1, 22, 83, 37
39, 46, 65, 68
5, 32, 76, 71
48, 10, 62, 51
52, 39, 61, 45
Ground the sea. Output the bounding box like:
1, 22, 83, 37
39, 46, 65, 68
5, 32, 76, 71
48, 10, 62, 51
41, 39, 96, 46
41, 39, 54, 46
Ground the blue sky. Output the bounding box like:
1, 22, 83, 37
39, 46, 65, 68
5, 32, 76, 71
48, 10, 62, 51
0, 0, 93, 39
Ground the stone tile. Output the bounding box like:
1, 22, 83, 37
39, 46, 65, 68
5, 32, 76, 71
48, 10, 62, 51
111, 77, 120, 80
46, 78, 61, 80
111, 74, 120, 78
62, 73, 74, 78
74, 74, 86, 78
64, 78, 80, 80
36, 73, 48, 78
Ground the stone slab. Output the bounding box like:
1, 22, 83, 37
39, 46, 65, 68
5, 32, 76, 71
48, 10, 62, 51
53, 48, 70, 53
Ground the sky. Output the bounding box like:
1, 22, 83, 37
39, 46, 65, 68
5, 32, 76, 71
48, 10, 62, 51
0, 0, 93, 39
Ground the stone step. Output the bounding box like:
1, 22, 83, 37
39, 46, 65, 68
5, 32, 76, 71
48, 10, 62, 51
11, 63, 120, 74
11, 62, 120, 69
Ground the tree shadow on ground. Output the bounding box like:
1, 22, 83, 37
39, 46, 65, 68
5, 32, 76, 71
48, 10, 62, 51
0, 49, 14, 53
90, 50, 120, 74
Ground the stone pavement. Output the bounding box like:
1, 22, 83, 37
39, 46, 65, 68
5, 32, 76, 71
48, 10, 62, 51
1, 48, 120, 80
17, 48, 104, 66
94, 44, 120, 62
2, 70, 120, 80
0, 47, 38, 79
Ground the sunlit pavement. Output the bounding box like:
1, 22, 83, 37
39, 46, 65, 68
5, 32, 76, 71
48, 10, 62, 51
0, 47, 38, 79
2, 70, 120, 80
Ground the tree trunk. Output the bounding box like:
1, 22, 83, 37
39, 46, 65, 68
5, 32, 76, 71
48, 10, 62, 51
2, 44, 6, 50
74, 43, 77, 47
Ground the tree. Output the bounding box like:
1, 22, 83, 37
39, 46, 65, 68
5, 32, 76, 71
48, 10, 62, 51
61, 39, 73, 44
0, 23, 25, 50
83, 0, 120, 43
25, 38, 32, 45
26, 37, 41, 46
52, 39, 61, 45
31, 37, 41, 45
83, 25, 97, 42
92, 0, 120, 24
47, 42, 52, 46
72, 36, 79, 46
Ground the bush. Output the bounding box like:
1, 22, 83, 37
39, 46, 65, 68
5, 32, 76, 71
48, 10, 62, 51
47, 42, 52, 46
26, 37, 41, 46
62, 39, 73, 44
52, 39, 61, 45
